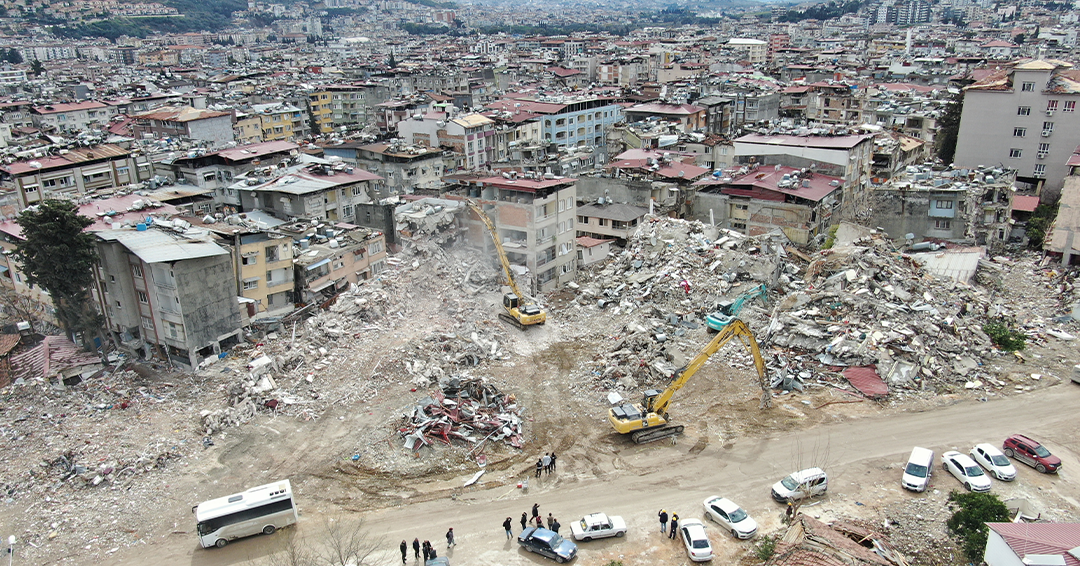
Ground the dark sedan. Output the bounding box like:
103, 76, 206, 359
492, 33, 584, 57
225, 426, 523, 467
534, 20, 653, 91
517, 527, 578, 563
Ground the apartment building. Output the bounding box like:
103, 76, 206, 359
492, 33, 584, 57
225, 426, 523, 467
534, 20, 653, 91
31, 101, 118, 133
0, 144, 152, 209
575, 202, 648, 244
131, 106, 235, 146
165, 140, 300, 200
238, 162, 386, 222
248, 102, 310, 142
223, 228, 295, 319
624, 103, 706, 133
726, 38, 768, 65
397, 112, 496, 171
322, 141, 446, 193
486, 95, 624, 152
309, 84, 391, 134
94, 225, 243, 370
955, 59, 1080, 192
284, 223, 387, 304
456, 174, 578, 293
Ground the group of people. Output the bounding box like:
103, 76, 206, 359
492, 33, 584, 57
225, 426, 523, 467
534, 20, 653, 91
658, 509, 681, 540
502, 502, 563, 539
534, 452, 557, 477
399, 530, 454, 564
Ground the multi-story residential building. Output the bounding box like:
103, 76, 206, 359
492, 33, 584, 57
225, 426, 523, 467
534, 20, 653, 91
575, 202, 648, 244
164, 140, 301, 208
0, 101, 35, 129
248, 102, 310, 142
454, 175, 578, 293
284, 223, 387, 304
309, 84, 392, 134
94, 225, 243, 370
624, 102, 706, 133
132, 106, 235, 146
397, 112, 496, 171
233, 111, 263, 144
0, 144, 152, 209
237, 162, 386, 222
212, 226, 296, 319
322, 141, 446, 194
1044, 148, 1080, 265
697, 91, 781, 134
732, 133, 875, 221
955, 59, 1080, 193
30, 101, 118, 133
726, 38, 768, 65
692, 165, 845, 244
486, 95, 624, 155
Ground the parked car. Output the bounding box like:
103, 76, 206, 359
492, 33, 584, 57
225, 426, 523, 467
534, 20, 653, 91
901, 447, 935, 492
970, 443, 1017, 481
702, 496, 758, 539
771, 467, 828, 502
517, 527, 577, 563
942, 451, 992, 492
425, 559, 450, 566
569, 512, 626, 542
1003, 434, 1061, 474
678, 519, 714, 562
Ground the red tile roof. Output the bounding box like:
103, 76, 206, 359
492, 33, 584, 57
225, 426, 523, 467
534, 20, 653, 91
988, 523, 1080, 566
1012, 195, 1040, 212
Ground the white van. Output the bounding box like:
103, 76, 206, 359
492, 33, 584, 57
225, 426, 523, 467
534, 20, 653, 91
771, 467, 828, 502
901, 447, 934, 492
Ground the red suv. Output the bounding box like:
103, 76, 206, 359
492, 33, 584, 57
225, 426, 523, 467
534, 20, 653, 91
1003, 435, 1061, 474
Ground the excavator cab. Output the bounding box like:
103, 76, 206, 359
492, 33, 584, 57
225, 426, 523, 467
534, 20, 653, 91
503, 293, 521, 310
641, 389, 663, 413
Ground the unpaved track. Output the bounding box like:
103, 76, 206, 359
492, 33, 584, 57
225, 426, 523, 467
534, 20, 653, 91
111, 382, 1080, 566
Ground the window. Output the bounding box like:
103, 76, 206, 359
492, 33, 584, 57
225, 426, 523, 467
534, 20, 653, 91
1066, 101, 1076, 112
243, 279, 259, 290
265, 245, 279, 262
934, 219, 951, 230
368, 241, 383, 255
1047, 100, 1059, 111
1017, 106, 1030, 116
1034, 164, 1046, 177
1013, 127, 1026, 137
561, 262, 573, 274
559, 242, 572, 256
1039, 143, 1050, 152
731, 221, 746, 230
1009, 148, 1022, 158
935, 200, 954, 209
1021, 82, 1035, 92
352, 186, 363, 196
141, 317, 154, 330
597, 218, 607, 227
578, 215, 589, 223
1043, 122, 1054, 132
241, 254, 258, 266
203, 172, 216, 183
137, 291, 148, 304
132, 264, 143, 278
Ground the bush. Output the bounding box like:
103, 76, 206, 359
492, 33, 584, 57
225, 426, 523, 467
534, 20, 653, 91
982, 319, 1026, 351
947, 491, 1009, 563
822, 224, 839, 249
755, 534, 777, 561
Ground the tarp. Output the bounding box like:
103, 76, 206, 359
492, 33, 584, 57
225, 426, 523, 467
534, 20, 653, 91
842, 365, 889, 399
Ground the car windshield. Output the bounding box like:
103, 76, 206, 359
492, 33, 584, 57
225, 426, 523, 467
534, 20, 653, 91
1034, 445, 1051, 458
729, 508, 748, 522
991, 455, 1010, 466
692, 539, 710, 549
966, 466, 984, 477
578, 520, 588, 530
549, 534, 566, 547
905, 463, 928, 478
780, 476, 800, 490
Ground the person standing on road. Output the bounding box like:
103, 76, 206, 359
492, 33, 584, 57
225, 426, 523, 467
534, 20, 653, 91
520, 512, 528, 531
659, 509, 669, 533
532, 503, 540, 520
400, 540, 408, 564
535, 458, 543, 478
503, 517, 514, 539
422, 540, 431, 561
446, 527, 455, 548
550, 452, 557, 471
546, 513, 554, 529
668, 514, 679, 540
542, 453, 551, 474
412, 538, 420, 560
551, 518, 561, 534
534, 515, 544, 528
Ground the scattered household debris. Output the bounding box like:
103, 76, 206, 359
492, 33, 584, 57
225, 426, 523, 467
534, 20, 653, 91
398, 377, 523, 453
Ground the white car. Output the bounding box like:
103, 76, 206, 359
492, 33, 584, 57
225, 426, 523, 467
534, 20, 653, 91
970, 444, 1017, 481
702, 496, 758, 539
569, 512, 626, 542
942, 450, 992, 492
679, 519, 713, 562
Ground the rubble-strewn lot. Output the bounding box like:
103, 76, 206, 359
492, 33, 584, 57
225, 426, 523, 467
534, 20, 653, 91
2, 217, 1080, 565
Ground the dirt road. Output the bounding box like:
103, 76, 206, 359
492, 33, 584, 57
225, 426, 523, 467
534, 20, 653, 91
107, 382, 1080, 566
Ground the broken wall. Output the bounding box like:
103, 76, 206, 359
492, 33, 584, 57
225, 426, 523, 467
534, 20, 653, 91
575, 177, 654, 207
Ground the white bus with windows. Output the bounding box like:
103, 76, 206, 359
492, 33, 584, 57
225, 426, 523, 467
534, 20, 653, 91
193, 479, 298, 548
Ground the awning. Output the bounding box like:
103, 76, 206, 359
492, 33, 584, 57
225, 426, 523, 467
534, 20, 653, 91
305, 258, 331, 271
242, 276, 260, 282
309, 279, 335, 293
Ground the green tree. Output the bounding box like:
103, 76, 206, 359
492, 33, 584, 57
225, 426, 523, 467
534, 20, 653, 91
13, 200, 102, 347
6, 48, 22, 64
30, 59, 45, 75
1026, 202, 1058, 249
387, 52, 398, 68
947, 491, 1010, 563
935, 89, 964, 164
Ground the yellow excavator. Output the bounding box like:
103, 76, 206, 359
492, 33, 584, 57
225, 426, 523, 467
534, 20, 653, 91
608, 319, 771, 444
467, 200, 547, 330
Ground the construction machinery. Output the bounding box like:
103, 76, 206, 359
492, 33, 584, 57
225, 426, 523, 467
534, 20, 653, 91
608, 319, 770, 444
705, 283, 768, 331
466, 200, 547, 329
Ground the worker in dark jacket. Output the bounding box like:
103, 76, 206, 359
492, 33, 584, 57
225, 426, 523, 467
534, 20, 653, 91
668, 514, 679, 539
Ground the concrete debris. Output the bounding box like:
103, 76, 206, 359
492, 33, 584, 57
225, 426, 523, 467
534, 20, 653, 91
399, 377, 524, 452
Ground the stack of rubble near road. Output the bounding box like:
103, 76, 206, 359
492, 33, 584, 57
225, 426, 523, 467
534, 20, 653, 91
767, 515, 910, 566
398, 377, 523, 452
562, 215, 1064, 399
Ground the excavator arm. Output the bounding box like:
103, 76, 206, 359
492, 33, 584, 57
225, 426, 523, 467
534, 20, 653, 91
466, 200, 546, 328
467, 201, 524, 300
648, 319, 770, 415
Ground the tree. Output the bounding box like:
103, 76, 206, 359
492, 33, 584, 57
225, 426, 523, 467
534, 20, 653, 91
30, 59, 44, 76
935, 89, 965, 164
6, 48, 22, 64
947, 491, 1009, 563
387, 52, 398, 69
265, 516, 382, 566
1026, 202, 1058, 249
13, 200, 101, 346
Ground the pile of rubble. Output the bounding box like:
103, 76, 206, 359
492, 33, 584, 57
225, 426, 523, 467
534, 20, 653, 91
398, 377, 523, 453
